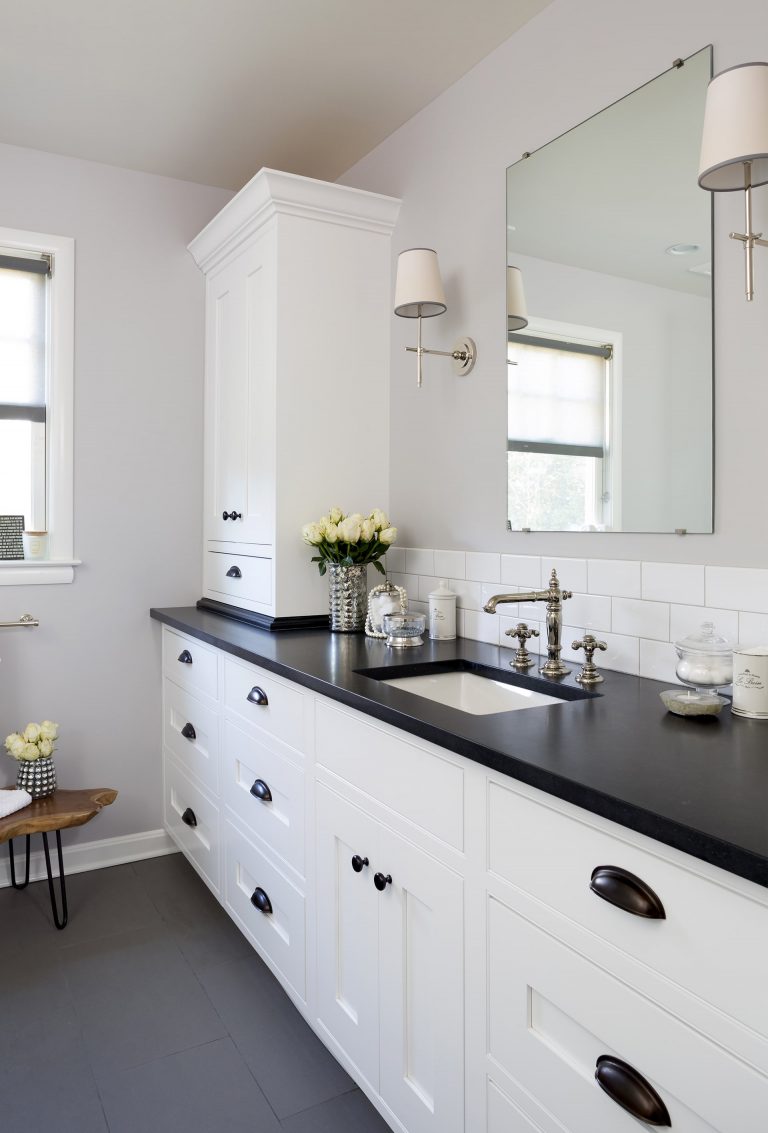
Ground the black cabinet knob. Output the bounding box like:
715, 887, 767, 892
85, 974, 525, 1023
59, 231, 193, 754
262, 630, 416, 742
595, 1055, 671, 1126
247, 686, 269, 706
250, 887, 273, 915
177, 649, 193, 664
180, 722, 197, 741
590, 866, 666, 920
374, 872, 392, 891
181, 808, 197, 828
250, 779, 273, 802
222, 510, 242, 521
351, 855, 369, 873
226, 565, 242, 578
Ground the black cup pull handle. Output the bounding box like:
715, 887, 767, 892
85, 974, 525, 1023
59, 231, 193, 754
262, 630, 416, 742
226, 565, 242, 578
247, 686, 269, 706
351, 855, 369, 873
374, 872, 392, 891
595, 1056, 671, 1126
590, 866, 666, 920
180, 722, 197, 741
177, 649, 193, 664
250, 887, 273, 915
250, 779, 273, 803
181, 807, 197, 828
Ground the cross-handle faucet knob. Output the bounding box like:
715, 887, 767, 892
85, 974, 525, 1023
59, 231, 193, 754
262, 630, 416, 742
572, 634, 608, 684
505, 622, 540, 669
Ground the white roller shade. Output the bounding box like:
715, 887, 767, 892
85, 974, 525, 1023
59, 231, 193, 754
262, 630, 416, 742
508, 338, 607, 456
0, 265, 46, 418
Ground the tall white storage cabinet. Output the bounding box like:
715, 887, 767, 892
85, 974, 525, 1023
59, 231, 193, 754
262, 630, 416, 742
188, 169, 401, 627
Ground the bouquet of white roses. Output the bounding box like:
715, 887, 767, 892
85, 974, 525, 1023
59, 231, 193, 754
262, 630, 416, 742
4, 721, 59, 762
302, 507, 397, 576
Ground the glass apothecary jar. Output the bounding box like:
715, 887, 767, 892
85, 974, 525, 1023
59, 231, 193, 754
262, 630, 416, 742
661, 622, 733, 716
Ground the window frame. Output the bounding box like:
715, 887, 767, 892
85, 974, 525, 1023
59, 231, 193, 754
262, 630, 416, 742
0, 226, 76, 584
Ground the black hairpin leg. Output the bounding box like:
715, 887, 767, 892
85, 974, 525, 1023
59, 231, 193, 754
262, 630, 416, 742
42, 831, 68, 930
8, 835, 31, 889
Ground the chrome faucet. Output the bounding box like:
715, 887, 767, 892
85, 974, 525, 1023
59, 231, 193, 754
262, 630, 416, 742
483, 569, 573, 676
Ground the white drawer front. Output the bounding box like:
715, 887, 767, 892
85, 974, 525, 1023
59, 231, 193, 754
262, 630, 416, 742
488, 896, 768, 1133
316, 699, 464, 851
487, 1078, 556, 1133
222, 719, 305, 875
163, 679, 219, 793
224, 820, 306, 999
223, 656, 306, 752
488, 780, 768, 1044
164, 755, 220, 895
205, 550, 272, 606
162, 627, 219, 702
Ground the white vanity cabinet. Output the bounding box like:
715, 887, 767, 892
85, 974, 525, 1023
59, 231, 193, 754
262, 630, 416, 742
187, 169, 400, 625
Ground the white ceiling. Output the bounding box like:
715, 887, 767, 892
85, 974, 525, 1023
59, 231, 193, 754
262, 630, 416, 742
0, 0, 552, 190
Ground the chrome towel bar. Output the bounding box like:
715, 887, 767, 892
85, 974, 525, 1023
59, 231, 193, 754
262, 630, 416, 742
0, 614, 39, 628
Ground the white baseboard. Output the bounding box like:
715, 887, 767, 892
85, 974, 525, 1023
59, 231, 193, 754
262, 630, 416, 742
0, 828, 178, 889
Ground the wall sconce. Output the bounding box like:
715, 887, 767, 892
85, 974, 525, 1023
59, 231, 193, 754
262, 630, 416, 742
394, 248, 476, 387
699, 62, 768, 300
507, 265, 528, 331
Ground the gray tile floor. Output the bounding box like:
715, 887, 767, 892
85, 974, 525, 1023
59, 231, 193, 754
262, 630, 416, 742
0, 853, 391, 1133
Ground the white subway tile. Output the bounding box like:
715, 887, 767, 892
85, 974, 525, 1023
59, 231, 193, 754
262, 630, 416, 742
560, 625, 588, 664
499, 617, 544, 654
450, 578, 483, 611
670, 604, 738, 643
544, 557, 587, 593
418, 576, 440, 601
461, 608, 500, 645
405, 548, 435, 575
587, 558, 641, 598
408, 599, 428, 617
639, 639, 678, 683
387, 572, 420, 599
592, 632, 640, 676
564, 593, 612, 633
739, 611, 768, 645
642, 562, 705, 605
466, 551, 501, 583
707, 565, 768, 613
612, 598, 670, 642
500, 554, 541, 589
434, 549, 466, 580
384, 546, 406, 573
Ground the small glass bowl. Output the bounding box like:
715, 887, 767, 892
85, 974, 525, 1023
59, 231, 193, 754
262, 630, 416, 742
383, 612, 426, 648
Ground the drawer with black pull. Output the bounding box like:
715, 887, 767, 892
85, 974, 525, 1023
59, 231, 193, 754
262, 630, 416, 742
163, 679, 220, 793
487, 779, 768, 1051
164, 754, 221, 895
205, 550, 272, 607
223, 656, 307, 752
222, 719, 305, 876
487, 894, 767, 1133
162, 627, 219, 702
223, 818, 306, 999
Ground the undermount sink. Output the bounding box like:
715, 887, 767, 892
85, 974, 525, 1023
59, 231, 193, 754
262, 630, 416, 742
356, 660, 595, 716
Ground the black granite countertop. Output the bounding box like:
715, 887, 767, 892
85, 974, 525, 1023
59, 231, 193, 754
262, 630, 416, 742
151, 606, 768, 888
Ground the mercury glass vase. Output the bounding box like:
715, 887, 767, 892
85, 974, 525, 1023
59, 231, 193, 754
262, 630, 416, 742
16, 756, 57, 799
327, 563, 368, 633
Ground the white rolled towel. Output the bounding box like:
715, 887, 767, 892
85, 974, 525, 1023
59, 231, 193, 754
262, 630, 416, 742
0, 789, 33, 819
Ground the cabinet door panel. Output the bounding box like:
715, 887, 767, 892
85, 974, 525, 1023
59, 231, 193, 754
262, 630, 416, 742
379, 828, 464, 1133
316, 785, 380, 1090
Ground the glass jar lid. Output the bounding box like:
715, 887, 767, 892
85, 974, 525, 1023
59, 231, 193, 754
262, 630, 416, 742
674, 621, 733, 656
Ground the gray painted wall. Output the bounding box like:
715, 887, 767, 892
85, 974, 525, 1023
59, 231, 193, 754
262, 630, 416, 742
0, 142, 231, 844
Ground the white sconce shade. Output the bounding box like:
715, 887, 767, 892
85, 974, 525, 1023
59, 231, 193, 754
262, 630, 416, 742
507, 266, 528, 331
698, 62, 768, 190
394, 248, 447, 317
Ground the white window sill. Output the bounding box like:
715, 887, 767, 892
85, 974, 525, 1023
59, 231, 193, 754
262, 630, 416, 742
0, 560, 82, 585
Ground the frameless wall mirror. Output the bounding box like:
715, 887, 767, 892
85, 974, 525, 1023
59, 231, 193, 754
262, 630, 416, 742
506, 46, 713, 533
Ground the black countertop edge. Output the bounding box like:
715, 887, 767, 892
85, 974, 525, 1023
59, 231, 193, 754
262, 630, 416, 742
150, 606, 768, 890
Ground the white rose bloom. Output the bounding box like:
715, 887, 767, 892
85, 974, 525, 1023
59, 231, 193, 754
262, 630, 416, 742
301, 522, 324, 546
347, 513, 364, 526
329, 507, 343, 525
338, 517, 361, 543
324, 523, 339, 544
360, 518, 375, 541
379, 526, 398, 545
22, 742, 40, 761
23, 723, 40, 743
8, 736, 26, 759
38, 738, 54, 758
318, 516, 330, 533
39, 720, 59, 741
4, 732, 21, 752
370, 509, 389, 531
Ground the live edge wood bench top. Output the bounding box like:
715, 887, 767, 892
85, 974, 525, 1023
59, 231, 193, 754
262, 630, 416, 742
0, 788, 118, 844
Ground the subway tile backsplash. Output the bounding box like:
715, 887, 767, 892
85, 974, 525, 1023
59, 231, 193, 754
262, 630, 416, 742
387, 548, 768, 678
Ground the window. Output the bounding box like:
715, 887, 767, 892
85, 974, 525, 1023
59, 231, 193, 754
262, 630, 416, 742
0, 227, 75, 582
507, 325, 619, 532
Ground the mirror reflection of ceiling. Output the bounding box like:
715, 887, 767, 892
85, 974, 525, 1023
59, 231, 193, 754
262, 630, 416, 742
506, 49, 711, 296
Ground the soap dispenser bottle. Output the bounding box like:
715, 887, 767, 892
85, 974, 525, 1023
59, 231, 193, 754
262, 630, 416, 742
428, 579, 457, 640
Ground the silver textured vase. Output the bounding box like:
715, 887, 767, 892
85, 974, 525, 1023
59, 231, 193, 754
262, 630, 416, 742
328, 563, 368, 633
16, 757, 56, 799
